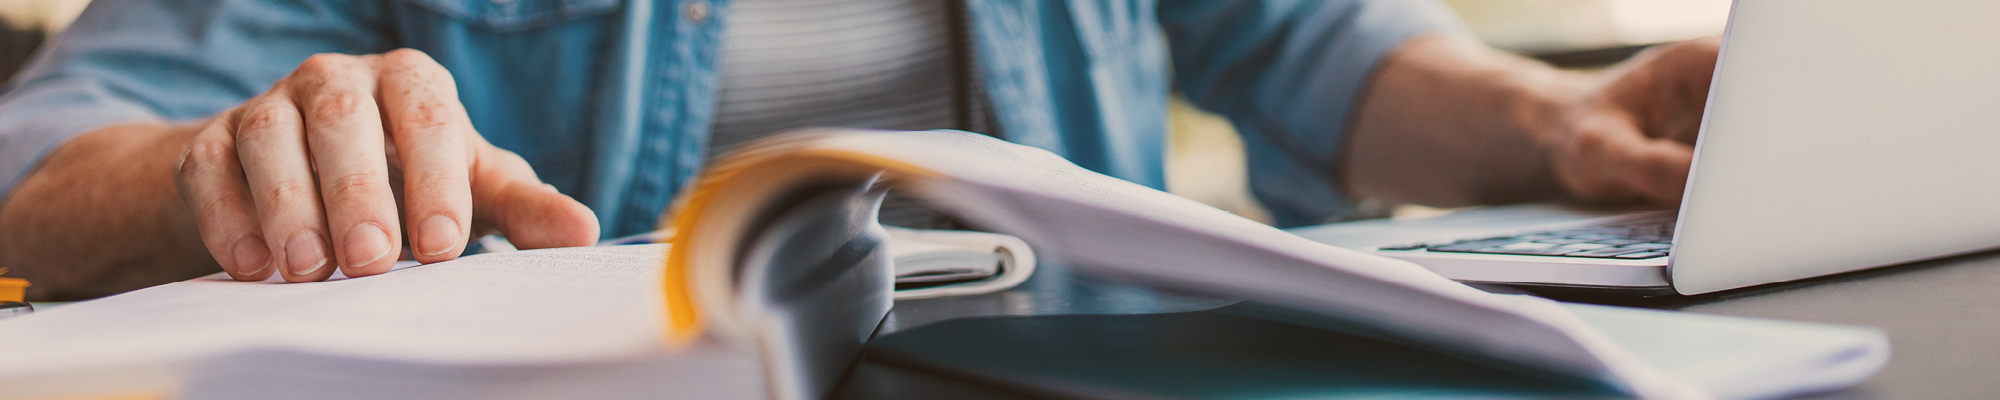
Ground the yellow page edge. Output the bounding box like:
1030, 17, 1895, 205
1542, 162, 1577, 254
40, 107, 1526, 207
660, 146, 940, 348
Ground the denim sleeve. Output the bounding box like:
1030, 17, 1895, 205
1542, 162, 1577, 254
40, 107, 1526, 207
1157, 0, 1465, 227
0, 0, 389, 198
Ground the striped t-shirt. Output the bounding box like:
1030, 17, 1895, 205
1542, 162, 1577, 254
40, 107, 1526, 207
707, 0, 983, 156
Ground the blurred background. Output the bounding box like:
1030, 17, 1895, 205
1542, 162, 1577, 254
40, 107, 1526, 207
0, 0, 1732, 224
0, 0, 85, 80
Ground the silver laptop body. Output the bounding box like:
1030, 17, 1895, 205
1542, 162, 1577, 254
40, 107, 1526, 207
1295, 0, 2000, 296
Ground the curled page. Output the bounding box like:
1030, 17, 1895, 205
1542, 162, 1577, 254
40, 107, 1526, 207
664, 129, 1709, 399
885, 227, 1037, 300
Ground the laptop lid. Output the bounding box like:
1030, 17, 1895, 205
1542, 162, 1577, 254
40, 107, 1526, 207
1672, 0, 2000, 294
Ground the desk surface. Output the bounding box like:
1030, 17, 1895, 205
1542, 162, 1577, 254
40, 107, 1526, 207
881, 229, 2000, 399
1635, 249, 2000, 399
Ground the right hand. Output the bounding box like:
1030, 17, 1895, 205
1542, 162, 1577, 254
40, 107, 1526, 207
1541, 38, 1721, 205
175, 49, 599, 283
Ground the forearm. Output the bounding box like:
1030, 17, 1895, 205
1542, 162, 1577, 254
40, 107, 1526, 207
0, 122, 213, 300
1338, 34, 1586, 207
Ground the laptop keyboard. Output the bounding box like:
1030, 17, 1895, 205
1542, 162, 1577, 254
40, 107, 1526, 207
1376, 216, 1675, 260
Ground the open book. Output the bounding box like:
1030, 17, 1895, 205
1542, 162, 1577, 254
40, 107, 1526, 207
0, 130, 1885, 400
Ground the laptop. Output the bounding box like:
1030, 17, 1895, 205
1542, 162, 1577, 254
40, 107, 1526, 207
1293, 0, 2000, 296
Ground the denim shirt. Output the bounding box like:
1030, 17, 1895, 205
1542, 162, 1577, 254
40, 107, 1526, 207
0, 0, 1458, 236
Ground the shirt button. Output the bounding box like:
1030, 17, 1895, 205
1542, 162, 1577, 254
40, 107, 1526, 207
683, 0, 712, 24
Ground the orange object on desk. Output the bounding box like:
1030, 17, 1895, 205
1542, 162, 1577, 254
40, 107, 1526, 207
0, 267, 27, 302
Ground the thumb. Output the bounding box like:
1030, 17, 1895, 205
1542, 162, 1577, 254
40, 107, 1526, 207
469, 148, 601, 249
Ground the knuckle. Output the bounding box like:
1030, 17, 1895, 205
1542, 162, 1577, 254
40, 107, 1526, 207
295, 53, 357, 76
306, 90, 367, 123
400, 99, 456, 131
380, 49, 457, 88
259, 179, 319, 206
325, 171, 388, 200
235, 101, 296, 133
382, 50, 446, 78
381, 48, 437, 67
287, 54, 373, 96
176, 137, 233, 178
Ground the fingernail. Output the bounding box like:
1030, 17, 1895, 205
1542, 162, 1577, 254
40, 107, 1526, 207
231, 237, 269, 276
286, 231, 327, 276
344, 223, 391, 268
418, 215, 459, 257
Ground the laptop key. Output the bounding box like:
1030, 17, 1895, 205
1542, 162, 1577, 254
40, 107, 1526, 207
1594, 239, 1644, 245
1620, 243, 1672, 250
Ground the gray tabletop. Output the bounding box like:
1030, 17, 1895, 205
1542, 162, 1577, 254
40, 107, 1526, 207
881, 219, 2000, 398
1642, 249, 2000, 399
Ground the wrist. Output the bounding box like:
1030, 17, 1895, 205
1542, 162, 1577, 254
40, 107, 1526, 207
0, 121, 212, 299
1496, 63, 1597, 203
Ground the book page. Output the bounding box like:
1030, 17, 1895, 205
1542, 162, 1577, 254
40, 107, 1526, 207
0, 245, 673, 379
1563, 303, 1888, 400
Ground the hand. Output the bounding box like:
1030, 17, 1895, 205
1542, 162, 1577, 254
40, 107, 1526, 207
1544, 37, 1722, 205
174, 49, 599, 283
